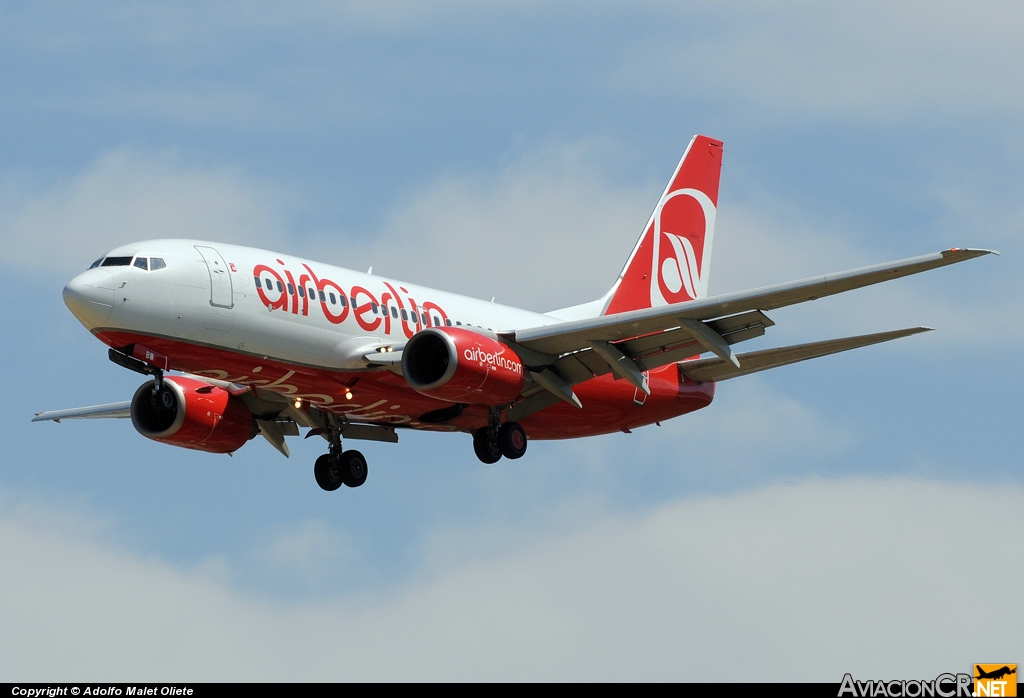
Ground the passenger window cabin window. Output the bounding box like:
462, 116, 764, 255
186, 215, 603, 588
371, 303, 378, 313
298, 286, 306, 298
411, 312, 419, 323
287, 283, 295, 295
89, 258, 103, 269
150, 258, 166, 270
254, 276, 262, 289
445, 318, 452, 326
318, 290, 325, 302
329, 293, 336, 304
391, 306, 398, 319
101, 256, 132, 267
434, 316, 441, 326
133, 257, 148, 271
401, 309, 408, 321
276, 281, 284, 293
339, 295, 348, 307
456, 321, 462, 326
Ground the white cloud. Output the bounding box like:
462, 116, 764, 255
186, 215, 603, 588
2, 477, 1020, 681
0, 149, 286, 278
610, 1, 1024, 120
310, 143, 656, 312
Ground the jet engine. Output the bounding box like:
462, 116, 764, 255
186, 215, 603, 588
130, 375, 257, 453
402, 327, 526, 405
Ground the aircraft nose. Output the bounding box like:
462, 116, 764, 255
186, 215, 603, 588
63, 269, 115, 329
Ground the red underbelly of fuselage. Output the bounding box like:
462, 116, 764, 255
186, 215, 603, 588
94, 330, 715, 440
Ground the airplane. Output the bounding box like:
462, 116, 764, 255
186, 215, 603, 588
34, 135, 996, 491
975, 666, 1016, 681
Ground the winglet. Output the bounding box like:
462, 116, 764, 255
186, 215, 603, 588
943, 247, 999, 258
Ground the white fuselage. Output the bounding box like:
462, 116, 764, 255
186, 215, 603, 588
65, 239, 563, 371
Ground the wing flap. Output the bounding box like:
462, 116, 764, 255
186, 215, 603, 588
679, 327, 932, 382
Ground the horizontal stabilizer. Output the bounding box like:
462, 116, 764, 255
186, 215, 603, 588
33, 402, 132, 422
680, 327, 932, 382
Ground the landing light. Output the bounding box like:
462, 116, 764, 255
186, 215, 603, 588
294, 398, 302, 409
345, 391, 353, 400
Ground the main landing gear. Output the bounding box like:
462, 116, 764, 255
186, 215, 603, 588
314, 422, 368, 491
314, 451, 367, 491
473, 416, 528, 463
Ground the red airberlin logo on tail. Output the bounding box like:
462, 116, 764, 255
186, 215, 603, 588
651, 188, 716, 307
604, 135, 722, 316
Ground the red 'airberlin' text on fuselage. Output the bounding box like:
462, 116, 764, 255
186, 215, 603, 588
252, 260, 449, 339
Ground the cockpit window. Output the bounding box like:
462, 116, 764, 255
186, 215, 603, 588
133, 257, 148, 271
150, 258, 166, 270
89, 257, 103, 269
101, 256, 133, 267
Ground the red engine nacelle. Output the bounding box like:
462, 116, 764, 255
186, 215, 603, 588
130, 376, 257, 454
402, 327, 526, 405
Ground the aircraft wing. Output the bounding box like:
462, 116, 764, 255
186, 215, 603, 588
33, 402, 132, 422
513, 248, 992, 354
501, 248, 994, 408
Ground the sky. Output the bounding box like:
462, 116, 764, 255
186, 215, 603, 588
1, 1, 1022, 682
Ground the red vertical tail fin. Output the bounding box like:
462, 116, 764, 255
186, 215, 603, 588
603, 135, 723, 315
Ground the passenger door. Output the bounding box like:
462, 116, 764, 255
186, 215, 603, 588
195, 245, 233, 309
